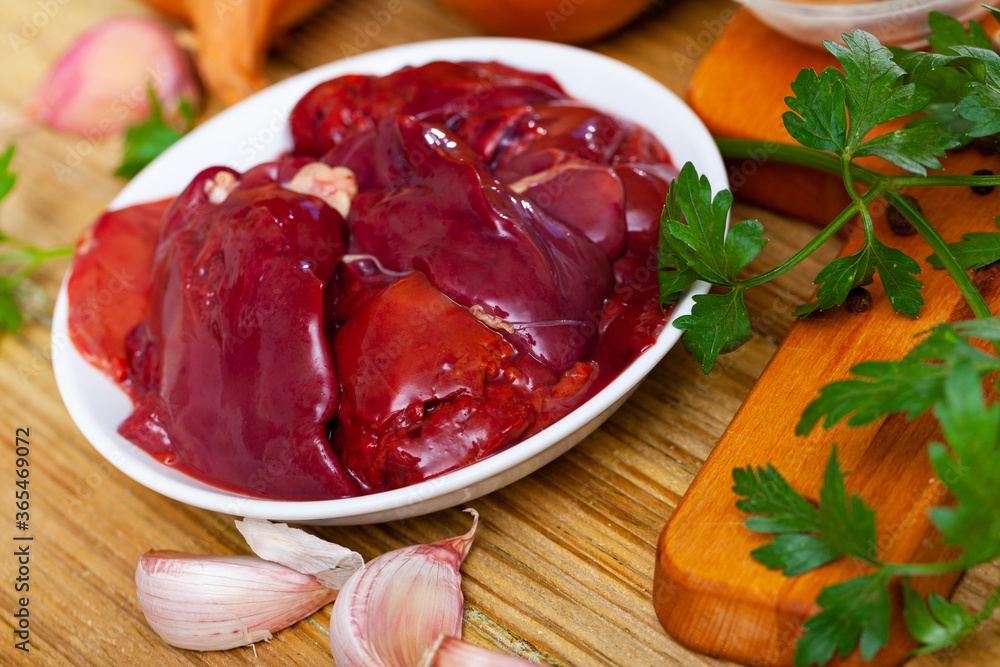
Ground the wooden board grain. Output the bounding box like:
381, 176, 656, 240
0, 2, 997, 666
656, 10, 1000, 667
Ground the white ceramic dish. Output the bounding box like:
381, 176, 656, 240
737, 0, 990, 49
52, 37, 726, 525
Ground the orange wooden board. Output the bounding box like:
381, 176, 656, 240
655, 11, 1000, 667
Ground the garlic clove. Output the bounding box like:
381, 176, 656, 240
19, 17, 199, 137
236, 518, 364, 589
422, 635, 537, 666
330, 509, 480, 667
136, 550, 337, 651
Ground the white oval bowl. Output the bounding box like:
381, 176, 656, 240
52, 37, 726, 525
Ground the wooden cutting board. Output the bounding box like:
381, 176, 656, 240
654, 11, 1000, 667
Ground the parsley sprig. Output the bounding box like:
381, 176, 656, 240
659, 7, 1000, 664
115, 88, 194, 179
0, 146, 73, 335
737, 320, 1000, 664
660, 10, 1000, 371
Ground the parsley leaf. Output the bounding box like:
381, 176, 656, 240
0, 145, 15, 201
0, 145, 73, 336
926, 9, 992, 52
852, 123, 958, 174
659, 163, 768, 373
903, 584, 976, 654
672, 289, 752, 374
954, 81, 1000, 137
815, 447, 878, 564
796, 572, 891, 665
661, 163, 767, 286
658, 215, 698, 306
115, 90, 194, 179
947, 44, 1000, 137
0, 280, 23, 336
752, 534, 842, 578
928, 231, 1000, 270
736, 448, 877, 577
808, 235, 923, 316
927, 361, 1000, 564
783, 68, 848, 154
733, 463, 820, 534
891, 43, 978, 146
827, 31, 937, 151
797, 320, 1000, 434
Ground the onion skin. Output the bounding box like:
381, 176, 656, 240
431, 0, 654, 44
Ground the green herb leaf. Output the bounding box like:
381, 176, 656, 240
0, 145, 15, 203
733, 463, 821, 533
816, 446, 878, 564
798, 360, 950, 433
658, 206, 698, 306
947, 44, 1000, 137
783, 68, 848, 154
0, 279, 23, 336
809, 236, 923, 316
988, 4, 1000, 26
954, 81, 1000, 137
906, 104, 977, 150
853, 123, 958, 174
892, 45, 978, 146
891, 49, 963, 85
797, 320, 1000, 434
928, 231, 1000, 270
736, 449, 878, 576
796, 573, 891, 665
792, 301, 821, 318
948, 316, 1000, 341
825, 31, 937, 150
951, 45, 1000, 88
752, 534, 842, 577
928, 361, 1000, 564
927, 10, 992, 52
0, 148, 23, 336
661, 163, 766, 287
115, 90, 194, 179
903, 584, 976, 654
672, 288, 751, 374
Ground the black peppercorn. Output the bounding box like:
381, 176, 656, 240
845, 287, 872, 313
885, 195, 919, 236
972, 169, 995, 196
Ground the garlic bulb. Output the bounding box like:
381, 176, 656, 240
330, 509, 480, 667
135, 550, 337, 651
18, 17, 199, 137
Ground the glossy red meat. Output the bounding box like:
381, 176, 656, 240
289, 61, 567, 157
326, 115, 614, 372
67, 200, 166, 391
68, 60, 676, 500
118, 166, 360, 499
332, 272, 530, 490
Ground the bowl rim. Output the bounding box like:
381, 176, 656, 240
52, 36, 727, 524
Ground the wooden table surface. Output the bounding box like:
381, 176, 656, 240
1, 0, 997, 665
